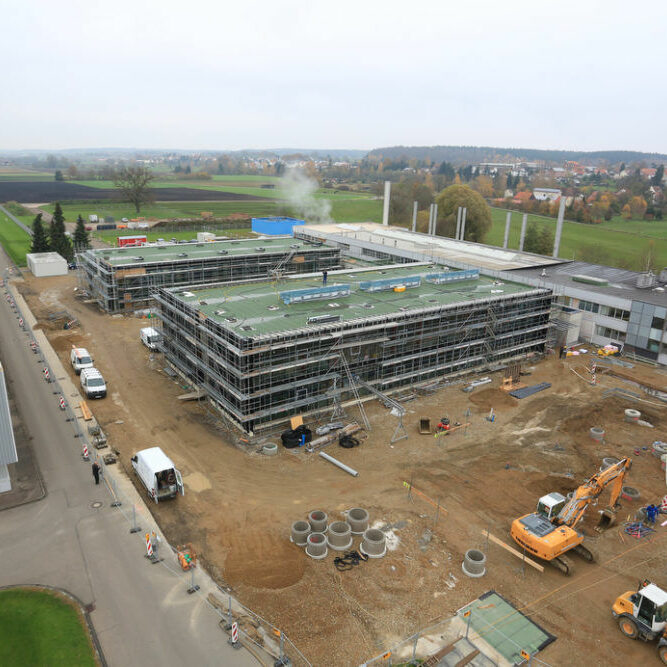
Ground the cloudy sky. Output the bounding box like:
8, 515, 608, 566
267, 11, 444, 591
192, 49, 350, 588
1, 0, 665, 152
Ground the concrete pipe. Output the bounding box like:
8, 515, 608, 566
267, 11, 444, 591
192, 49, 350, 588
621, 486, 640, 502
462, 549, 487, 578
624, 409, 641, 423
346, 508, 369, 535
360, 528, 387, 559
290, 520, 311, 547
327, 521, 353, 551
305, 532, 328, 560
590, 427, 605, 441
308, 510, 328, 533
652, 441, 667, 458
661, 454, 667, 471
601, 457, 620, 471
262, 443, 278, 456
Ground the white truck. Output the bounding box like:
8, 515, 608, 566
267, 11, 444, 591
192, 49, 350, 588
70, 347, 94, 375
140, 327, 161, 350
80, 368, 107, 399
131, 447, 184, 503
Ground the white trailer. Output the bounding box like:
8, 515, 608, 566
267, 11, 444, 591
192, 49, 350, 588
131, 447, 184, 503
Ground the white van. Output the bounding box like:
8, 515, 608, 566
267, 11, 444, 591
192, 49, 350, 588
80, 368, 107, 399
131, 447, 184, 503
140, 327, 161, 350
70, 347, 94, 375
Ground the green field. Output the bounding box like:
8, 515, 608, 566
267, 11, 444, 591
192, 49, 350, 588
487, 207, 667, 270
0, 211, 32, 266
0, 589, 95, 666
0, 171, 53, 181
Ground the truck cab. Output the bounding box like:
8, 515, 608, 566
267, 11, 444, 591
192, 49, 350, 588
131, 447, 184, 503
70, 347, 94, 375
613, 582, 667, 644
140, 327, 161, 351
80, 368, 107, 399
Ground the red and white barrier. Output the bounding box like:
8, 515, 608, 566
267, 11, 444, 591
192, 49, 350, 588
82, 444, 89, 460
18, 317, 23, 328
145, 533, 154, 558
231, 622, 239, 644
43, 367, 50, 382
59, 396, 66, 410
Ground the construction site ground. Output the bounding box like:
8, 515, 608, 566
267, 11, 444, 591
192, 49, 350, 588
18, 271, 667, 667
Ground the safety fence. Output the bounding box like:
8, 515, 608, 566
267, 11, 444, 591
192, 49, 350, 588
360, 603, 554, 666
2, 267, 311, 667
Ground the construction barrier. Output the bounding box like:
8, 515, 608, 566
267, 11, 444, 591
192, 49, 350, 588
59, 396, 66, 410
145, 533, 154, 557
82, 444, 89, 460
43, 367, 50, 382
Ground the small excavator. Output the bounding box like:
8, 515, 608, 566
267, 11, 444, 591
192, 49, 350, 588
510, 457, 631, 575
612, 579, 667, 664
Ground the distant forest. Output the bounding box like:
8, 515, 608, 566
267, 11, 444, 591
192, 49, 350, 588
367, 145, 667, 165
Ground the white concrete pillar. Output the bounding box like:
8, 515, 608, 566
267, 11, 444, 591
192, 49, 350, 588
432, 204, 438, 235
503, 211, 511, 249
382, 181, 391, 226
460, 207, 467, 240
411, 201, 418, 232
519, 213, 528, 251
455, 207, 462, 239
553, 197, 566, 257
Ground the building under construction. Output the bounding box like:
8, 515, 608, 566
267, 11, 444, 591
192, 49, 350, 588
155, 264, 553, 433
77, 237, 341, 312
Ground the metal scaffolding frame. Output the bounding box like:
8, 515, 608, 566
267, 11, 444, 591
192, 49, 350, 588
154, 280, 554, 434
77, 242, 341, 313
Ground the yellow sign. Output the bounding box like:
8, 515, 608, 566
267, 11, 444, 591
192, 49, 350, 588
520, 649, 531, 660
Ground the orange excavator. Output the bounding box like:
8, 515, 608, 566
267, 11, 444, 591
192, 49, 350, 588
511, 457, 632, 575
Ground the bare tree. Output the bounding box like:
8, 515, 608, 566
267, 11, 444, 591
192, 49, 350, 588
113, 167, 155, 213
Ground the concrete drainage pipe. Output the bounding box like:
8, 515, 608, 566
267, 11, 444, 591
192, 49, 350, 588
346, 508, 369, 535
652, 441, 667, 458
306, 533, 328, 560
290, 520, 311, 546
262, 443, 278, 456
462, 549, 487, 578
621, 486, 640, 502
590, 427, 605, 441
360, 528, 387, 559
308, 510, 328, 533
327, 521, 353, 551
624, 409, 641, 423
601, 457, 620, 471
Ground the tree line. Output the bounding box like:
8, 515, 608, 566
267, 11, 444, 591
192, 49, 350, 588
30, 203, 90, 261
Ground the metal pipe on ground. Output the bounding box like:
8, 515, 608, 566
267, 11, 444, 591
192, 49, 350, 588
318, 451, 359, 477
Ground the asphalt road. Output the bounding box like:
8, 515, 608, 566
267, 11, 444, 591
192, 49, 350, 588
0, 247, 256, 666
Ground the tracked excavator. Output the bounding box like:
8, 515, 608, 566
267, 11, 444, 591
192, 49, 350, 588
510, 457, 632, 575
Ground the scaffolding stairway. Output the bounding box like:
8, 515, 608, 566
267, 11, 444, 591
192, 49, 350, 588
352, 375, 407, 443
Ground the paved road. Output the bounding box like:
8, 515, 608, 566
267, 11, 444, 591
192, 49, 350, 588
0, 247, 256, 666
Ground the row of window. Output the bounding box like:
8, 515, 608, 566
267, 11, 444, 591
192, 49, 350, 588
595, 325, 626, 342
578, 300, 630, 322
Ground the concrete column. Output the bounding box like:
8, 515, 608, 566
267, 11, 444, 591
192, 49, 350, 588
519, 213, 528, 251
432, 204, 438, 235
428, 204, 434, 235
460, 207, 467, 241
411, 201, 418, 232
455, 206, 462, 239
503, 211, 511, 249
553, 197, 566, 257
382, 181, 391, 226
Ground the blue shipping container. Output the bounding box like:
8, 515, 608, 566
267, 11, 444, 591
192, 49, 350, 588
251, 216, 305, 236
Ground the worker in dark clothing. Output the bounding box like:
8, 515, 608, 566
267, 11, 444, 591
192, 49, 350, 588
92, 461, 101, 485
322, 270, 328, 285
646, 504, 658, 525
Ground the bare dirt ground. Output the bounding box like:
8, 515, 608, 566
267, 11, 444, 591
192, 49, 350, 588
17, 272, 667, 667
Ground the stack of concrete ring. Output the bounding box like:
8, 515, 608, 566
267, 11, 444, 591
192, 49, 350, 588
290, 508, 387, 560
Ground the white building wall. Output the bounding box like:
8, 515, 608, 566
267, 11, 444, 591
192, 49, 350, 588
26, 253, 68, 277
0, 464, 9, 493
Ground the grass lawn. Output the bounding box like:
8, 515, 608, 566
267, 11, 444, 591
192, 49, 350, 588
0, 210, 32, 266
0, 589, 95, 666
0, 171, 53, 181
487, 207, 667, 271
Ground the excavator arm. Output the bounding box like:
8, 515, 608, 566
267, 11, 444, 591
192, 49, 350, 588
556, 458, 631, 528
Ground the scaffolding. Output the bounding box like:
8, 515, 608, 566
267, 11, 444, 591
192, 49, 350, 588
154, 267, 554, 434
77, 238, 341, 313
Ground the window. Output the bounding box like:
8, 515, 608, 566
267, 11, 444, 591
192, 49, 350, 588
651, 316, 665, 330
579, 300, 599, 313
600, 306, 630, 321
595, 325, 626, 342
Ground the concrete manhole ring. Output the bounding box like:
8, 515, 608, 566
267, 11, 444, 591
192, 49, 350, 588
17, 475, 29, 482
90, 501, 104, 509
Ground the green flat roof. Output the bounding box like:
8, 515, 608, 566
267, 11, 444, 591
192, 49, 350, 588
172, 266, 545, 338
91, 237, 325, 267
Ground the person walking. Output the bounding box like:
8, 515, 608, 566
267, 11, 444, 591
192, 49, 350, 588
92, 460, 101, 485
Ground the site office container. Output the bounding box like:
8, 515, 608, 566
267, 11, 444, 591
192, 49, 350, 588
117, 235, 147, 248
131, 447, 184, 503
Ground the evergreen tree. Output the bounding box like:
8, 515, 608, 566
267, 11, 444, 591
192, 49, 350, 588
54, 169, 64, 181
30, 213, 50, 253
73, 214, 90, 250
651, 165, 664, 186
49, 202, 73, 262
523, 221, 540, 253
536, 226, 554, 255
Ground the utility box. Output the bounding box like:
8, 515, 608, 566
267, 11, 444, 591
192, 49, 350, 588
26, 252, 68, 277
196, 232, 215, 242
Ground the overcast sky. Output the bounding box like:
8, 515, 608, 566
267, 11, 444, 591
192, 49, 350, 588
1, 1, 665, 153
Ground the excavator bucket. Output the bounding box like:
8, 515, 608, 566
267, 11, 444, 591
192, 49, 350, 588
596, 507, 616, 531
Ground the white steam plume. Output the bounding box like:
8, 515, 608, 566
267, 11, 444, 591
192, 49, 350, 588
281, 167, 332, 223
